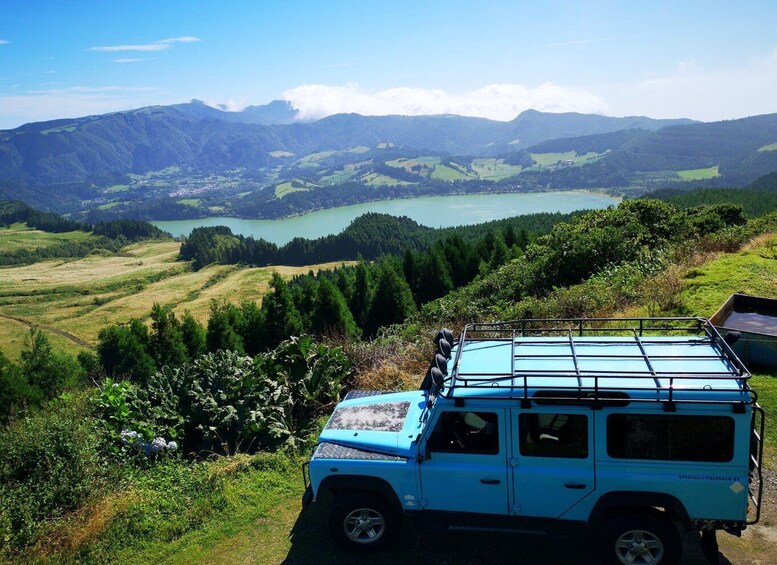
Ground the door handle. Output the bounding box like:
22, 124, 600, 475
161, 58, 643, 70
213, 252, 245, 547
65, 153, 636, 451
564, 482, 586, 489
480, 478, 501, 485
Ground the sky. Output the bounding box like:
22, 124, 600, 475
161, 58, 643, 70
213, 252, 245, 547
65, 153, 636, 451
1, 0, 776, 129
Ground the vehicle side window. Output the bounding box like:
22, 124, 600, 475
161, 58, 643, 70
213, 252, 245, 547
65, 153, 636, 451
428, 411, 499, 455
519, 413, 588, 458
607, 414, 734, 462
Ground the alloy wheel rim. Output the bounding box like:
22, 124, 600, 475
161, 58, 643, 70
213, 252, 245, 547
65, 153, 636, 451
614, 529, 665, 565
343, 507, 385, 544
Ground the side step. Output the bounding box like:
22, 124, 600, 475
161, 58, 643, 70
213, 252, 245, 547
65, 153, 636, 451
448, 525, 548, 536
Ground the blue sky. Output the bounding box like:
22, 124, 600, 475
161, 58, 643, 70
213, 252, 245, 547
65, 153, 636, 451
1, 0, 776, 128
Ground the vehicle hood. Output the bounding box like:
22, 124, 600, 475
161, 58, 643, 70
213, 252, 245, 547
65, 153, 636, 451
316, 390, 428, 457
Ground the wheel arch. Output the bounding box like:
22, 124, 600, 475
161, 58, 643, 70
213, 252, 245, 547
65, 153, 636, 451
320, 474, 404, 516
588, 491, 691, 530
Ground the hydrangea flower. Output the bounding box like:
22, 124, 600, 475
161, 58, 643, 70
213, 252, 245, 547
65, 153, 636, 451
151, 437, 167, 453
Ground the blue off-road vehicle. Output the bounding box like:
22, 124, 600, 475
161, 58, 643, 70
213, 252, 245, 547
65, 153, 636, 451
302, 318, 764, 564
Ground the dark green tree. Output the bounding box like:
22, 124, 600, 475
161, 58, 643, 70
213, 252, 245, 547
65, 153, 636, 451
206, 300, 245, 354
180, 310, 207, 359
291, 275, 318, 329
260, 272, 304, 350
20, 328, 82, 398
239, 300, 265, 356
365, 261, 417, 336
403, 249, 420, 295
149, 303, 188, 368
311, 278, 358, 338
348, 261, 373, 329
488, 232, 510, 272
97, 319, 156, 384
415, 246, 454, 304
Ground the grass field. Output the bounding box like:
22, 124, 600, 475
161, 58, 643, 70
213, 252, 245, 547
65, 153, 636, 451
430, 163, 470, 180
0, 239, 352, 358
530, 151, 604, 167
677, 165, 720, 180
471, 158, 523, 181
361, 172, 414, 187
176, 199, 202, 207
0, 223, 92, 252
274, 180, 313, 199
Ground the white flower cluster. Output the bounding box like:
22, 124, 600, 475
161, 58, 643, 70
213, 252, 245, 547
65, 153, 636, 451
120, 429, 178, 456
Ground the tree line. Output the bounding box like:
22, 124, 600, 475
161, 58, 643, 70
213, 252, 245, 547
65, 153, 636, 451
178, 210, 565, 269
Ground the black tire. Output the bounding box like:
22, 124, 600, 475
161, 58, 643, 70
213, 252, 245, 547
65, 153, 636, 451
328, 492, 399, 552
599, 512, 682, 565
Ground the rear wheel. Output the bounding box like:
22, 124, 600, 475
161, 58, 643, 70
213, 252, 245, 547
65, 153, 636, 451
599, 513, 681, 565
329, 492, 399, 551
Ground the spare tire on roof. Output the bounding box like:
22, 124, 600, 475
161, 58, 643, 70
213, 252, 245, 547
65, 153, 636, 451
434, 353, 448, 375
436, 338, 451, 359
435, 328, 454, 346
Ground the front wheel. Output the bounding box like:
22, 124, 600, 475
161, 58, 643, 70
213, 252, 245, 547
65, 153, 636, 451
328, 492, 399, 551
599, 513, 681, 565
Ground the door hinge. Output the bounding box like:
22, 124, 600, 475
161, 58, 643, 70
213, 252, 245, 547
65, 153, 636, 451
508, 457, 519, 467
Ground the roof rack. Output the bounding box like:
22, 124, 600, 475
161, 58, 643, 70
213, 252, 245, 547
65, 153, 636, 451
444, 317, 754, 407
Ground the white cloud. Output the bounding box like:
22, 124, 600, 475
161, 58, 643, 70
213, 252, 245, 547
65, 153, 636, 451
89, 36, 201, 53
158, 36, 201, 44
0, 40, 9, 45
89, 43, 170, 53
282, 82, 608, 121
112, 58, 149, 64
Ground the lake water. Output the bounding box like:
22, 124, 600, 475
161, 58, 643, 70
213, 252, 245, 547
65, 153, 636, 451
152, 191, 619, 245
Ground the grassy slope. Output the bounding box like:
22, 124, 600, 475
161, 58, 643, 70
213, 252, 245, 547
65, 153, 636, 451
678, 234, 777, 317
0, 223, 91, 252
0, 239, 352, 358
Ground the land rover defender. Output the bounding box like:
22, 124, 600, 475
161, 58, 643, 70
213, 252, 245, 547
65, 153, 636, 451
302, 318, 764, 564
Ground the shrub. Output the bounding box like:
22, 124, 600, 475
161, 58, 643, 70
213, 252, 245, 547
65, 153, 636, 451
0, 395, 105, 551
94, 336, 351, 455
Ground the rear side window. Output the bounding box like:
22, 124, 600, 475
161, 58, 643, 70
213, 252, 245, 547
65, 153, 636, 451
607, 414, 734, 462
519, 413, 588, 458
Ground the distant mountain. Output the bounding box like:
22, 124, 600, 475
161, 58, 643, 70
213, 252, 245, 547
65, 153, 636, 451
497, 109, 694, 149
1, 102, 776, 219
0, 105, 698, 188
170, 99, 300, 125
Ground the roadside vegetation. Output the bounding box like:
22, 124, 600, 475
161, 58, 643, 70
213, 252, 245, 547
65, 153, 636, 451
2, 194, 777, 563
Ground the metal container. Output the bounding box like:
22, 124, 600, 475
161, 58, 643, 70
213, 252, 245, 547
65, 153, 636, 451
710, 293, 777, 368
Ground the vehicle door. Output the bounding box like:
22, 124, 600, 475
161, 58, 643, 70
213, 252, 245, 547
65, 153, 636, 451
419, 408, 508, 514
510, 408, 595, 518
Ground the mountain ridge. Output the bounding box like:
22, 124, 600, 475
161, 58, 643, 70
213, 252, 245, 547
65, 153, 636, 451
0, 103, 775, 219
